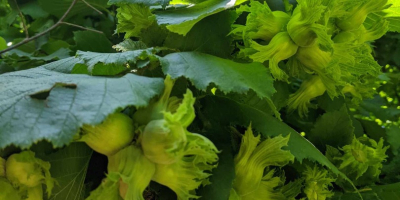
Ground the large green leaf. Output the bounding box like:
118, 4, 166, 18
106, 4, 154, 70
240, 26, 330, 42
386, 125, 400, 155
19, 1, 49, 19
360, 120, 387, 142
44, 143, 93, 200
226, 81, 290, 116
75, 49, 155, 74
307, 106, 355, 152
4, 48, 71, 61
164, 10, 237, 58
112, 39, 148, 52
331, 182, 400, 200
73, 31, 114, 53
198, 143, 235, 200
382, 126, 400, 184
359, 95, 400, 122
42, 49, 156, 75
195, 115, 236, 200
160, 52, 277, 115
0, 62, 164, 149
154, 0, 242, 35
200, 96, 353, 185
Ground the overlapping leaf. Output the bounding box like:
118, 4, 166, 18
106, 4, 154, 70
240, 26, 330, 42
75, 49, 155, 73
332, 182, 400, 200
154, 0, 245, 35
198, 143, 235, 200
42, 48, 156, 75
160, 52, 278, 115
44, 143, 93, 200
164, 10, 237, 58
307, 106, 355, 152
73, 31, 114, 53
0, 61, 164, 148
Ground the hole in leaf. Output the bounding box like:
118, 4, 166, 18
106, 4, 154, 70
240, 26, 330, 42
30, 83, 77, 100
30, 90, 51, 100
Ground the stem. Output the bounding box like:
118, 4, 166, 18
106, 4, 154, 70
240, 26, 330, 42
82, 0, 103, 15
0, 0, 103, 55
13, 0, 29, 38
60, 22, 103, 34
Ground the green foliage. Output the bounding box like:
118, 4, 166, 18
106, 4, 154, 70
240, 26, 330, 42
73, 31, 115, 53
331, 182, 400, 200
197, 143, 235, 200
307, 106, 354, 151
164, 10, 237, 58
1, 0, 400, 199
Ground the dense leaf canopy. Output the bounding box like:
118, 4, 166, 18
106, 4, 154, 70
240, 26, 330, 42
0, 0, 400, 199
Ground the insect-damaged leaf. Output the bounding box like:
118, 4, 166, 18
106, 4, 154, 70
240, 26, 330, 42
0, 65, 163, 148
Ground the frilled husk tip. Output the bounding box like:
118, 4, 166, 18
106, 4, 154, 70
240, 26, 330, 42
250, 32, 298, 81
336, 0, 388, 31
287, 75, 327, 117
231, 125, 295, 199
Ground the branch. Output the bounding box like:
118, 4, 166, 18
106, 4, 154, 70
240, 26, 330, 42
13, 0, 29, 38
82, 0, 103, 15
0, 0, 103, 55
60, 22, 103, 34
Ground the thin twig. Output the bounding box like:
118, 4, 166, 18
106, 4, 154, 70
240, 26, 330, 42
0, 0, 103, 55
0, 0, 78, 54
13, 0, 29, 38
60, 22, 103, 34
82, 0, 103, 15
